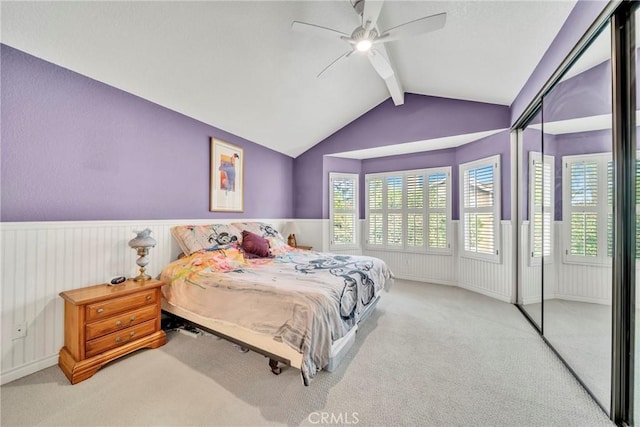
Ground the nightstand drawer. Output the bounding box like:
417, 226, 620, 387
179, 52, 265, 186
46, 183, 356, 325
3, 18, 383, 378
85, 289, 156, 321
85, 319, 157, 358
86, 304, 157, 340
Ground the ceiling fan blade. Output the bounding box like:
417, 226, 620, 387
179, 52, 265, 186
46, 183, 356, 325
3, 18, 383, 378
380, 12, 446, 42
317, 51, 352, 78
368, 47, 404, 105
292, 21, 350, 39
367, 48, 393, 79
362, 0, 384, 29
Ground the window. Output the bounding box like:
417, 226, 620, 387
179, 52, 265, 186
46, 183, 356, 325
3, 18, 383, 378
459, 155, 501, 262
329, 173, 359, 249
563, 153, 640, 264
529, 152, 555, 264
365, 167, 451, 253
563, 154, 609, 264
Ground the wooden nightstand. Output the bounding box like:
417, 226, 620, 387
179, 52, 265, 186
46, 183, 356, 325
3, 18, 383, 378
58, 279, 166, 384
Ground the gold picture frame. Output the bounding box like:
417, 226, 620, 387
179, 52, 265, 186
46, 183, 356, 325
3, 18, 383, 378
210, 138, 244, 212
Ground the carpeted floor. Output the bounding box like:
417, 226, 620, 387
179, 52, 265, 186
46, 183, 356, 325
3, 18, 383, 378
521, 299, 612, 411
1, 280, 613, 426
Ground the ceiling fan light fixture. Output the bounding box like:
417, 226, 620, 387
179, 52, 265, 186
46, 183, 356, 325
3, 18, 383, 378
356, 39, 372, 52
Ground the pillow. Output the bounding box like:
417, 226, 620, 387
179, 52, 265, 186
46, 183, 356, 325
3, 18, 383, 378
231, 222, 285, 243
241, 230, 271, 258
171, 224, 242, 255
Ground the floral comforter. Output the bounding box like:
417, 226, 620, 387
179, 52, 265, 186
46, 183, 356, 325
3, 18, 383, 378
160, 246, 393, 385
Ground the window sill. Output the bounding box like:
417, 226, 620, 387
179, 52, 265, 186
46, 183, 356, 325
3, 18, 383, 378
364, 246, 453, 256
329, 244, 360, 252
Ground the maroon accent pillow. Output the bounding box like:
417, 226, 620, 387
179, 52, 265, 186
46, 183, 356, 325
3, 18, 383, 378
241, 230, 271, 258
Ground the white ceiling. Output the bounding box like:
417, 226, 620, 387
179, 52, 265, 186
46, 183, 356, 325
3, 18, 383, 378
1, 1, 576, 158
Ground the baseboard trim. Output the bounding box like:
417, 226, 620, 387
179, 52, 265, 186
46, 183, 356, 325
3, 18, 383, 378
553, 294, 612, 306
392, 274, 457, 287
1, 354, 58, 385
456, 282, 511, 303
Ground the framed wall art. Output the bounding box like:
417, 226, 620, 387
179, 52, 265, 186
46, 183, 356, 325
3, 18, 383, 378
210, 138, 244, 212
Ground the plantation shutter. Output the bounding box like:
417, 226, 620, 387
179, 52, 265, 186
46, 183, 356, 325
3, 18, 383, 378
462, 162, 496, 255
364, 167, 451, 254
406, 174, 424, 247
367, 177, 384, 245
427, 172, 448, 248
568, 160, 599, 257
330, 173, 358, 247
530, 153, 554, 260
386, 176, 403, 246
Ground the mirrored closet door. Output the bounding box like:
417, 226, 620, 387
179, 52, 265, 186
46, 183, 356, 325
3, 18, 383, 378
517, 22, 613, 414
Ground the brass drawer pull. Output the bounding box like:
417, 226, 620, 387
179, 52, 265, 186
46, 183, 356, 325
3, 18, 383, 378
146, 295, 152, 301
115, 321, 122, 327
115, 337, 122, 343
130, 316, 136, 322
130, 331, 135, 337
97, 308, 104, 314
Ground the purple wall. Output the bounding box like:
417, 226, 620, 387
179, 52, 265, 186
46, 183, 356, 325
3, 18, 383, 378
295, 94, 510, 219
1, 45, 294, 222
544, 60, 611, 123
511, 0, 609, 125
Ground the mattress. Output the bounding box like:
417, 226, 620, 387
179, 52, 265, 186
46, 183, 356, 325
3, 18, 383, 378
160, 247, 392, 384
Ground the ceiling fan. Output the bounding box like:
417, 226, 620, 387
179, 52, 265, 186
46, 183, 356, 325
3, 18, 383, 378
292, 0, 447, 106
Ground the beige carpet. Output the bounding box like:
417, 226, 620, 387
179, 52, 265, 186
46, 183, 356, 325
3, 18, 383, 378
1, 280, 613, 426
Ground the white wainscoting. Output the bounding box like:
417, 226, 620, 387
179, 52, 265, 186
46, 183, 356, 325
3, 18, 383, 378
518, 221, 613, 306
457, 221, 514, 303
363, 221, 514, 303
519, 221, 544, 305
0, 218, 288, 385
363, 220, 458, 286
294, 219, 514, 300
553, 222, 612, 305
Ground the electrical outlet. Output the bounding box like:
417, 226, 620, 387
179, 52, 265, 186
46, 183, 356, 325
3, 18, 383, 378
13, 323, 26, 339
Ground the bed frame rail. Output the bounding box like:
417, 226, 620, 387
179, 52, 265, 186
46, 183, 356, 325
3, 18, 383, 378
162, 310, 289, 376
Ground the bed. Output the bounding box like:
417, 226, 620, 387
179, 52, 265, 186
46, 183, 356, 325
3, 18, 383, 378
160, 222, 393, 385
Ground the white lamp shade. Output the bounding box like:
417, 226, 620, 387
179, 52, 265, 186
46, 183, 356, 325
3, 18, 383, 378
281, 222, 300, 238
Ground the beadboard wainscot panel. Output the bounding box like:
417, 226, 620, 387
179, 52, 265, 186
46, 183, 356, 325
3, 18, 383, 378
545, 221, 612, 305
554, 222, 612, 305
288, 219, 323, 251
457, 221, 514, 303
519, 221, 542, 305
518, 221, 559, 304
362, 249, 457, 285
0, 218, 288, 385
362, 220, 457, 286
519, 221, 614, 306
